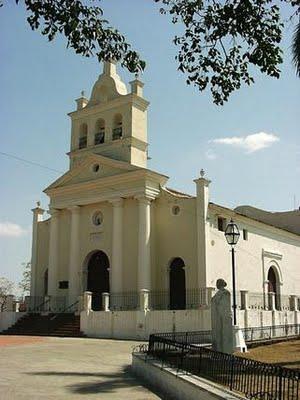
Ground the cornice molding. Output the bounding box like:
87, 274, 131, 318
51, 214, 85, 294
45, 167, 167, 197
262, 249, 283, 260
134, 195, 152, 205
48, 208, 60, 218
68, 93, 149, 119
68, 205, 81, 213
209, 203, 300, 242
109, 198, 124, 207
68, 136, 148, 159
48, 180, 162, 209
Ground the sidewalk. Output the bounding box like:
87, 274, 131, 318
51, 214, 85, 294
0, 336, 164, 399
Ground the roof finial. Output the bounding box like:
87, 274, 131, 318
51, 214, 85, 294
200, 168, 205, 178
36, 201, 41, 207
81, 90, 85, 97
103, 60, 117, 76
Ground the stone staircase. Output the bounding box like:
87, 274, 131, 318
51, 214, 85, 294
1, 313, 86, 337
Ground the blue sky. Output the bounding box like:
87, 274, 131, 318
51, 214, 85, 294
0, 1, 299, 286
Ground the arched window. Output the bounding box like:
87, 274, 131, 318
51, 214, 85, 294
267, 267, 279, 310
79, 123, 88, 149
169, 257, 186, 310
95, 119, 105, 145
112, 114, 123, 140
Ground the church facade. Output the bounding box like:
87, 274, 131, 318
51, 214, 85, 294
30, 62, 300, 319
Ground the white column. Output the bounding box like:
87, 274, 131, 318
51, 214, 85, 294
48, 209, 60, 297
30, 203, 44, 297
140, 289, 149, 311
102, 292, 110, 311
68, 206, 81, 305
136, 196, 151, 290
110, 198, 124, 293
83, 291, 92, 314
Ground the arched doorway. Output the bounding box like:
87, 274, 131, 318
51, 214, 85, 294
169, 258, 186, 310
267, 267, 279, 310
87, 251, 110, 311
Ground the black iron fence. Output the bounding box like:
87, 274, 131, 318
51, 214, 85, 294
147, 324, 300, 348
149, 288, 211, 310
149, 330, 212, 346
88, 288, 211, 311
26, 296, 66, 313
243, 324, 300, 342
147, 333, 300, 400
25, 291, 299, 312
109, 292, 139, 311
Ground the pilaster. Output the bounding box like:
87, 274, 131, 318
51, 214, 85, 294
136, 195, 151, 291
30, 202, 45, 297
110, 198, 124, 293
194, 171, 211, 288
48, 208, 60, 296
68, 206, 81, 305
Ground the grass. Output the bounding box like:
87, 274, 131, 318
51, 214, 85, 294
237, 339, 300, 370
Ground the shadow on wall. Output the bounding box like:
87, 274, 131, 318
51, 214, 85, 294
27, 366, 169, 398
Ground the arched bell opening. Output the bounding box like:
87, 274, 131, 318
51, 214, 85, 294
79, 123, 88, 149
95, 118, 105, 145
112, 114, 123, 140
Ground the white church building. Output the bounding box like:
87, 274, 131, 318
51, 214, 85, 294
29, 62, 300, 338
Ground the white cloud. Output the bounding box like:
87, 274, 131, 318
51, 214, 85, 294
205, 149, 217, 160
0, 222, 28, 238
211, 132, 279, 153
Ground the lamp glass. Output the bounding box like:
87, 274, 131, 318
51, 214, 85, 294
225, 220, 240, 246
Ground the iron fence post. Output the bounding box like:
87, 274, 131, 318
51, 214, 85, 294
199, 346, 202, 373
278, 366, 283, 400
230, 356, 234, 391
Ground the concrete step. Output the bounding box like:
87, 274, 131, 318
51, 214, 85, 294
3, 313, 84, 338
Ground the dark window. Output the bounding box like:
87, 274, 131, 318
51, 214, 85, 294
95, 130, 105, 145
93, 164, 100, 173
243, 229, 248, 240
218, 217, 226, 232
59, 281, 69, 289
79, 135, 87, 149
169, 258, 186, 310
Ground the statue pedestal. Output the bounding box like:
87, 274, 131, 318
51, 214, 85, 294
233, 325, 247, 353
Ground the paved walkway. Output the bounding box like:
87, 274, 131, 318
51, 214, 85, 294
0, 335, 164, 399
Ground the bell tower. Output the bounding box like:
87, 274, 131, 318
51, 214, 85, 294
68, 61, 149, 169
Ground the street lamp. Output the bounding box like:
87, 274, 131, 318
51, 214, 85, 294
224, 219, 240, 325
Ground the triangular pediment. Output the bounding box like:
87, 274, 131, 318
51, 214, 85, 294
44, 154, 138, 192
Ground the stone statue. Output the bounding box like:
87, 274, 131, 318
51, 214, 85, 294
211, 279, 234, 354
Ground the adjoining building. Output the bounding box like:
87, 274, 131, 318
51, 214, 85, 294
29, 62, 300, 338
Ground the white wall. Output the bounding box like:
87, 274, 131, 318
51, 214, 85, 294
81, 308, 300, 340
0, 312, 26, 332
81, 309, 211, 340
132, 354, 244, 400
208, 208, 300, 295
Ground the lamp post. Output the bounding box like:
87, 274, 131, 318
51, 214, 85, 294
224, 219, 240, 326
